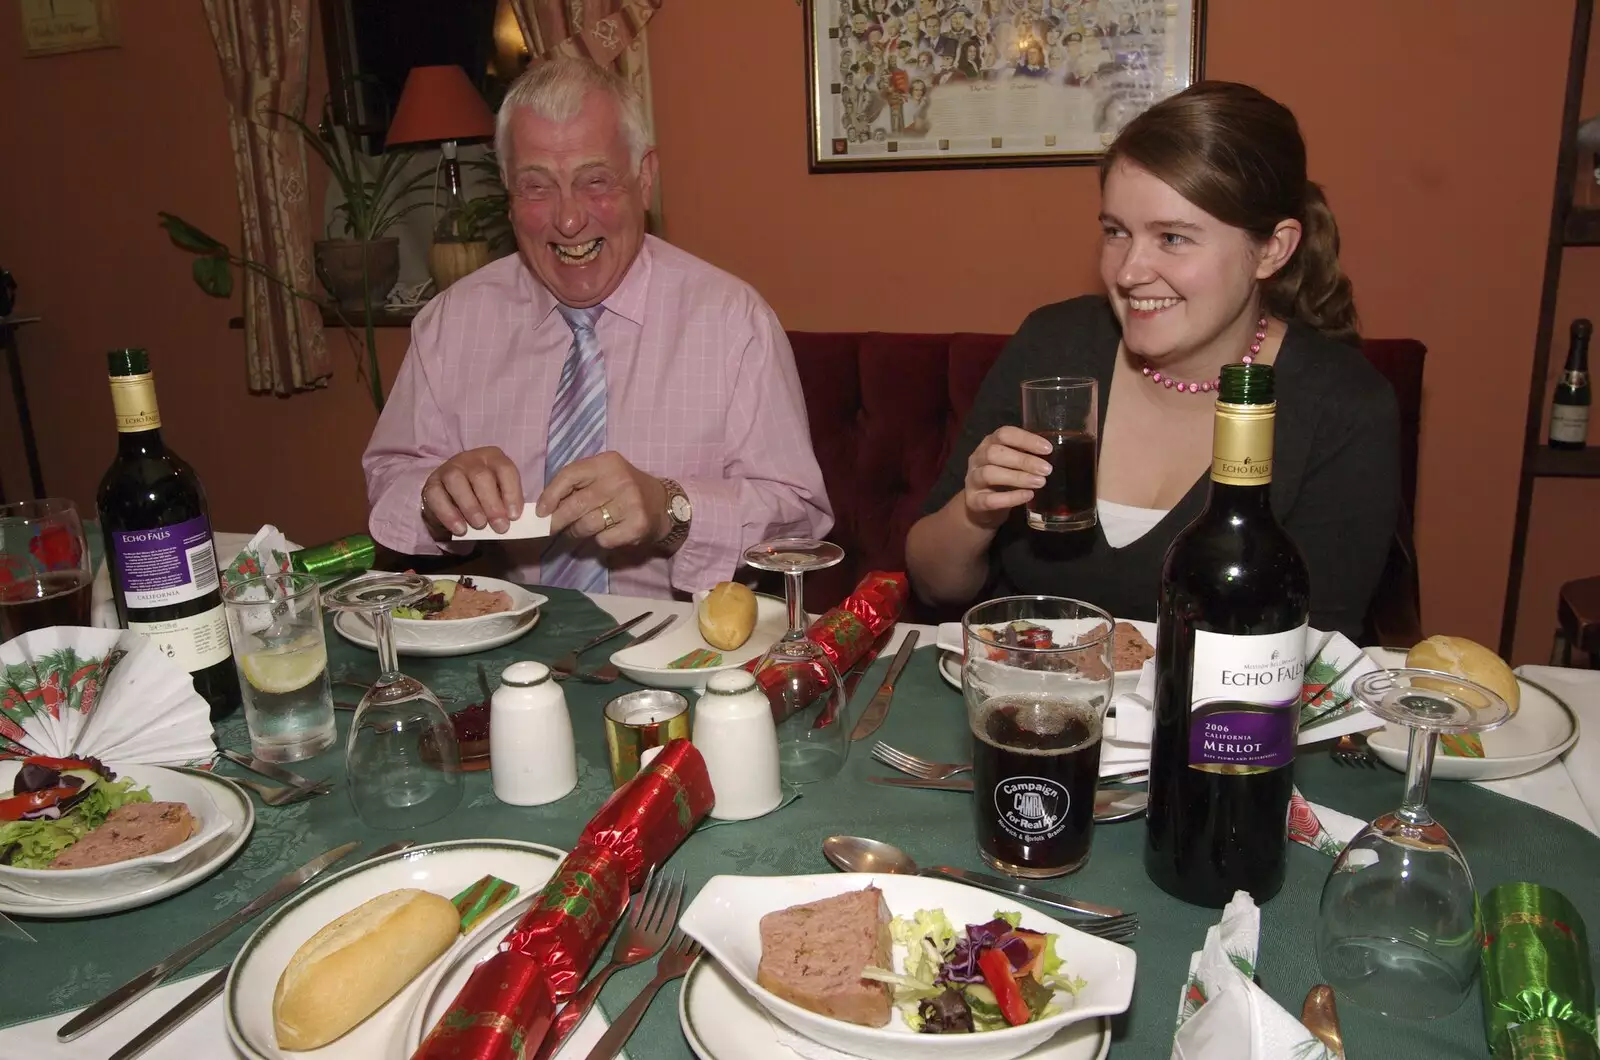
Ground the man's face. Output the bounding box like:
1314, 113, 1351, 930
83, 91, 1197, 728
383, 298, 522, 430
938, 52, 954, 69
504, 93, 655, 309
952, 11, 966, 30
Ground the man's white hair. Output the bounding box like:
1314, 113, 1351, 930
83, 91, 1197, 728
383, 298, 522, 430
495, 57, 652, 172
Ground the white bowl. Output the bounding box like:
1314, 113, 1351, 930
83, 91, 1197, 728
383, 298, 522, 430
679, 873, 1136, 1060
352, 574, 546, 650
0, 762, 233, 900
610, 590, 787, 690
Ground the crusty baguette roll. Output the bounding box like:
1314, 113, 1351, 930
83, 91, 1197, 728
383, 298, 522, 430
1407, 635, 1520, 715
699, 581, 758, 651
273, 888, 459, 1050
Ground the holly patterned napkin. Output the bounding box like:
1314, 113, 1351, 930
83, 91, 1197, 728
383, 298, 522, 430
217, 524, 293, 595
1173, 891, 1340, 1060
1286, 789, 1365, 858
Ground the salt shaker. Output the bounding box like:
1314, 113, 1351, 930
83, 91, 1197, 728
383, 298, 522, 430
491, 661, 577, 806
693, 669, 782, 820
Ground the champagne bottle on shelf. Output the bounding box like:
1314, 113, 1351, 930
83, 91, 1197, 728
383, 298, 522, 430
1144, 361, 1310, 907
97, 349, 240, 720
1549, 318, 1592, 451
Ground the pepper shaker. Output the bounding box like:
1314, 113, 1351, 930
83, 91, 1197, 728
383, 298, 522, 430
490, 661, 577, 806
693, 669, 782, 820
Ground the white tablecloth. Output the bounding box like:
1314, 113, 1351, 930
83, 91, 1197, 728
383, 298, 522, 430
6, 587, 1598, 1060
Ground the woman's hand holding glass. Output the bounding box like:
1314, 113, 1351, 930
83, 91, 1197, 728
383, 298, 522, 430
962, 426, 1054, 529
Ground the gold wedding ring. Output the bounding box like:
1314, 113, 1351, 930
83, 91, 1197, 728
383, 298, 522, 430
600, 505, 617, 530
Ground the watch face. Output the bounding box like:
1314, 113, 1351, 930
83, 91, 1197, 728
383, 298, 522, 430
670, 495, 692, 521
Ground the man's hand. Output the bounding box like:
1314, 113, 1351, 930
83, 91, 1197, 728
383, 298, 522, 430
421, 447, 524, 540
536, 452, 670, 551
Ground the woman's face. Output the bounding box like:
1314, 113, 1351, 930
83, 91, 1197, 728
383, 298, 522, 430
1098, 161, 1276, 364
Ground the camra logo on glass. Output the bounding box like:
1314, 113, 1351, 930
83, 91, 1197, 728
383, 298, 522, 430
994, 777, 1069, 841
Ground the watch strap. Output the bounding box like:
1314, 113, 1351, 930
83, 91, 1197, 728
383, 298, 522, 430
659, 478, 690, 547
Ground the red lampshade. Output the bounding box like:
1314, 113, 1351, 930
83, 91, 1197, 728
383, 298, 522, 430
385, 65, 496, 148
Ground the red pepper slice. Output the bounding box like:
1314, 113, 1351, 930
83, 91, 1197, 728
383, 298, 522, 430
0, 786, 79, 821
23, 756, 97, 773
978, 947, 1032, 1027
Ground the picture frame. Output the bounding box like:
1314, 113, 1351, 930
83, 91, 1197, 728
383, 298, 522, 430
806, 0, 1206, 172
19, 0, 119, 57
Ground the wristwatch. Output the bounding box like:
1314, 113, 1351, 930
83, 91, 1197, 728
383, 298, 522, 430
659, 478, 692, 547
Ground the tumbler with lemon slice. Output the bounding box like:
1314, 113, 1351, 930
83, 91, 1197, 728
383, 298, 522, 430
222, 571, 336, 763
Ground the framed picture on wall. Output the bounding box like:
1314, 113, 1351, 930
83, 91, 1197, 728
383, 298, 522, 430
806, 0, 1206, 172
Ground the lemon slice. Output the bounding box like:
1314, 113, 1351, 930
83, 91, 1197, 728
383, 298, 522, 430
240, 642, 328, 694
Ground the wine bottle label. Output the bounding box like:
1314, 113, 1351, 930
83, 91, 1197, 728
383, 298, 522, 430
1550, 404, 1590, 444
129, 604, 232, 673
111, 516, 220, 608
1211, 402, 1275, 486
108, 372, 162, 432
1187, 625, 1306, 774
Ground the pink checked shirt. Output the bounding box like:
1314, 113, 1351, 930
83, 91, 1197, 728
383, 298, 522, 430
363, 237, 834, 599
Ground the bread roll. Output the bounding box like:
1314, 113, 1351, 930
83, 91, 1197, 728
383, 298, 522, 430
1406, 635, 1520, 714
699, 582, 757, 651
273, 888, 459, 1050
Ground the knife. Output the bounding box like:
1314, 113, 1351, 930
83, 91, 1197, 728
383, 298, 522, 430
1300, 984, 1346, 1058
0, 911, 35, 943
850, 630, 921, 742
928, 865, 1123, 918
869, 775, 974, 792
218, 748, 331, 794
842, 627, 895, 703
57, 840, 361, 1041
105, 840, 415, 1060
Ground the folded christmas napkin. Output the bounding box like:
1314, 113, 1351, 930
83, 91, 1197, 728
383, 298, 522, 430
1173, 891, 1341, 1060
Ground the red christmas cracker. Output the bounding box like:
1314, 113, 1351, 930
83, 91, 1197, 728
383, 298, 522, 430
746, 571, 908, 725
580, 738, 715, 890
411, 950, 554, 1060
500, 844, 632, 1001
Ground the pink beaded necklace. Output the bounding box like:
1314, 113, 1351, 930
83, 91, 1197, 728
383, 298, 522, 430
1140, 315, 1268, 394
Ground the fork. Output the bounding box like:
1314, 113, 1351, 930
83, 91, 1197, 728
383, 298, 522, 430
550, 612, 653, 678
1330, 733, 1376, 769
227, 777, 327, 806
1069, 913, 1140, 943
872, 742, 972, 780
532, 866, 683, 1060
581, 929, 703, 1060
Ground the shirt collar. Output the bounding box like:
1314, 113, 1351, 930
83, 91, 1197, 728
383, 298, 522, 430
521, 236, 653, 328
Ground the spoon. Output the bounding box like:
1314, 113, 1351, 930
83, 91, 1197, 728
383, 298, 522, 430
1300, 985, 1346, 1059
822, 836, 1123, 918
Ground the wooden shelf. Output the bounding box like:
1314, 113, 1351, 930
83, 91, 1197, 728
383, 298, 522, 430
1533, 445, 1600, 477
227, 305, 421, 330
1565, 206, 1600, 245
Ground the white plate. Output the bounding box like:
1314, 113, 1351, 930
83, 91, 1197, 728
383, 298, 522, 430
680, 955, 1110, 1060
226, 838, 565, 1060
610, 590, 787, 690
1361, 648, 1580, 780
334, 588, 542, 658
679, 873, 1135, 1060
0, 766, 253, 917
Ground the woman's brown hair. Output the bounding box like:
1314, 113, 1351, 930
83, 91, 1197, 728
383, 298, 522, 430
1101, 81, 1360, 345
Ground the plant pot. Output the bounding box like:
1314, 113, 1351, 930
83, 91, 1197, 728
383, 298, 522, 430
428, 239, 491, 292
315, 238, 401, 313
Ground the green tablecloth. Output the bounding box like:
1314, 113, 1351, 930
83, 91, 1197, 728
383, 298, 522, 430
10, 588, 1600, 1060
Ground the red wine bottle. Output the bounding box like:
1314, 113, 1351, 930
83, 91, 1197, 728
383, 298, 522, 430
1145, 362, 1310, 907
97, 349, 240, 720
1549, 319, 1592, 451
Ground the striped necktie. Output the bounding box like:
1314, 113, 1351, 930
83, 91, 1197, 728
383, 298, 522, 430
542, 303, 608, 593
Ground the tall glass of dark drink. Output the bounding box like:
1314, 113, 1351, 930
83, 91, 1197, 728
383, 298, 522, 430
1021, 377, 1098, 532
0, 499, 94, 644
963, 596, 1114, 877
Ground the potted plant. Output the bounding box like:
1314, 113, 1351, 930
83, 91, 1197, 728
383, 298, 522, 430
283, 103, 433, 312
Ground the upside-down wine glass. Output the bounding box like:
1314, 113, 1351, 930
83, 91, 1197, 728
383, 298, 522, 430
322, 572, 462, 829
743, 537, 848, 784
1315, 667, 1512, 1018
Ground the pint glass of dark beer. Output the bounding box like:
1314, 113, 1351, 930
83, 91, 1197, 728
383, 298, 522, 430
1020, 377, 1098, 532
962, 596, 1113, 877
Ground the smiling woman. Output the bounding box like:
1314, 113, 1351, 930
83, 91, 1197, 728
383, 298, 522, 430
905, 80, 1400, 643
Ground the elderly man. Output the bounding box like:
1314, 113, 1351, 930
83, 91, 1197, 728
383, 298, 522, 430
363, 58, 832, 598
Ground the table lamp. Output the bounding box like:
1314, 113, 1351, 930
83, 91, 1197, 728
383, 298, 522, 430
385, 64, 497, 292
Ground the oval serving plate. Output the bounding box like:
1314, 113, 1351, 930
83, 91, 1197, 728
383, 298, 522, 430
1361, 647, 1580, 780
679, 954, 1111, 1060
226, 838, 565, 1060
610, 591, 787, 690
0, 765, 253, 917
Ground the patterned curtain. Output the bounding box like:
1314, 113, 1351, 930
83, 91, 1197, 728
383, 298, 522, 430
507, 0, 662, 117
202, 0, 331, 395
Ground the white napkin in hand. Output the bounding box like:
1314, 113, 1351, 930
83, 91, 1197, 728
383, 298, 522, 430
452, 509, 551, 541
1172, 892, 1335, 1060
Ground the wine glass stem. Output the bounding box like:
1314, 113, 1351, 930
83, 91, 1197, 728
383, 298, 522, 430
372, 608, 401, 681
1398, 727, 1438, 827
784, 570, 806, 641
